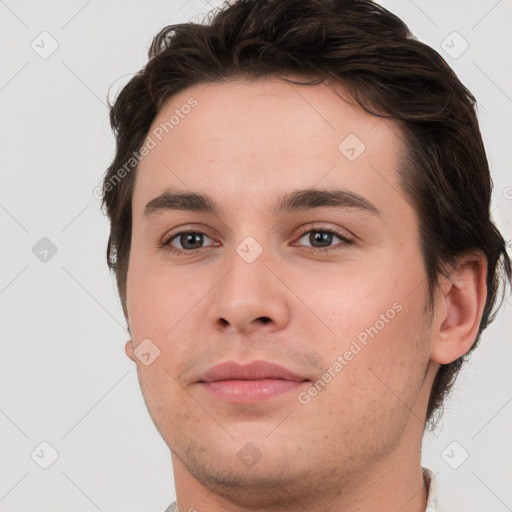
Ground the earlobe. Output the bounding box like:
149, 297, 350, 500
431, 254, 488, 365
125, 340, 136, 362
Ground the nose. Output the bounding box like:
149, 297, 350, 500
207, 242, 291, 335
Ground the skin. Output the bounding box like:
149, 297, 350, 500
124, 77, 487, 512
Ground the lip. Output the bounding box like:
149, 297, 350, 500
197, 360, 309, 404
199, 360, 307, 383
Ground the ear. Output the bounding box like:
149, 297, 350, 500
430, 253, 488, 365
125, 340, 136, 362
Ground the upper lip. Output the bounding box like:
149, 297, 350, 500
198, 360, 308, 383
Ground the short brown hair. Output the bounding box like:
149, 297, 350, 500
102, 0, 511, 424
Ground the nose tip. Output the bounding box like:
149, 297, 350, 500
208, 254, 290, 335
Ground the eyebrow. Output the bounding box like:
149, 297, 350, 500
144, 187, 381, 218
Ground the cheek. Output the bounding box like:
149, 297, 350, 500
126, 258, 197, 433
135, 358, 194, 448
301, 307, 430, 450
126, 256, 211, 387
126, 255, 186, 342
286, 252, 423, 343
295, 252, 430, 409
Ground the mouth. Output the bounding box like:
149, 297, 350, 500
197, 360, 310, 404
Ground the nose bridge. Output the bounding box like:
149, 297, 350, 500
231, 235, 270, 294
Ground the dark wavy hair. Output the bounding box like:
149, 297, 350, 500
102, 0, 511, 425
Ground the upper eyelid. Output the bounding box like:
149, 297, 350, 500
299, 223, 352, 238
164, 228, 215, 242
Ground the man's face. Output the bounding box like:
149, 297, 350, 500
126, 77, 436, 497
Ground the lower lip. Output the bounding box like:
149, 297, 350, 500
200, 379, 306, 403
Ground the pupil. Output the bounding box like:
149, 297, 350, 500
311, 231, 331, 247
182, 233, 202, 249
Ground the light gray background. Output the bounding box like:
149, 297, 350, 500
0, 1, 510, 511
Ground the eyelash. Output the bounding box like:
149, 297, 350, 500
158, 225, 354, 256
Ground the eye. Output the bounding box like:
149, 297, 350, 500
160, 230, 216, 254
293, 225, 353, 252
159, 225, 353, 256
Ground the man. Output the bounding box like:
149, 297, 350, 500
102, 0, 511, 510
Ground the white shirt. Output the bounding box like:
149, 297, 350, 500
424, 467, 438, 512
164, 466, 438, 512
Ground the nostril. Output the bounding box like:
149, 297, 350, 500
258, 317, 272, 324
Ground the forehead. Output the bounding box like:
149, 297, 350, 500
133, 76, 407, 216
